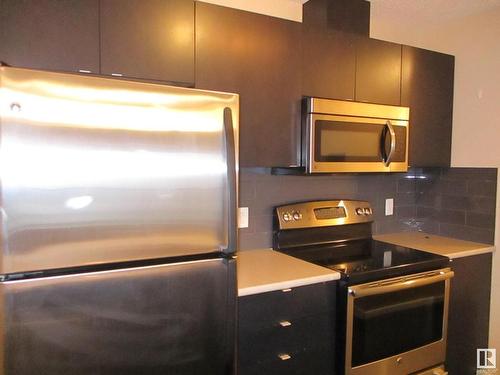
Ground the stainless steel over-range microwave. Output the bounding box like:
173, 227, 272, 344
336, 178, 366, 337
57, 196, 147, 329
301, 97, 410, 173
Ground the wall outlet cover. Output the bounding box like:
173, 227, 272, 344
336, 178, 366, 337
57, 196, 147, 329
385, 198, 394, 216
238, 207, 249, 228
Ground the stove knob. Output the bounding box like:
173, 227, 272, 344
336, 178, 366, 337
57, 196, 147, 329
355, 208, 364, 215
364, 207, 372, 215
283, 213, 292, 221
362, 264, 368, 271
292, 211, 302, 220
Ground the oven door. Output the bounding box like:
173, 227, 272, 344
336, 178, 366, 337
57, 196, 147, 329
305, 114, 408, 173
345, 268, 454, 375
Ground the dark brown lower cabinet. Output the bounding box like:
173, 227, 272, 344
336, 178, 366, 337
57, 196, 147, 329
238, 282, 336, 375
446, 253, 492, 375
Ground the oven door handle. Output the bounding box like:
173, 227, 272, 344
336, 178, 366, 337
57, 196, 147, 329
348, 269, 454, 298
382, 120, 396, 167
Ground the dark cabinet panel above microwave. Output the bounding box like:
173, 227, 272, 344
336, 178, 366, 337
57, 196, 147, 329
402, 46, 454, 167
195, 2, 302, 168
355, 37, 402, 106
100, 0, 195, 85
0, 0, 99, 74
301, 27, 356, 101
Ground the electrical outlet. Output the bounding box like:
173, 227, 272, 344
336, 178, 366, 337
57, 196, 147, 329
238, 207, 249, 228
385, 199, 394, 216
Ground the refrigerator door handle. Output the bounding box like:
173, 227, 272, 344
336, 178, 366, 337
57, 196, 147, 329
223, 107, 237, 254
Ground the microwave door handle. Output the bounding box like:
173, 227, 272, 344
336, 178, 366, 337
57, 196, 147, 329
384, 120, 396, 166
222, 107, 237, 254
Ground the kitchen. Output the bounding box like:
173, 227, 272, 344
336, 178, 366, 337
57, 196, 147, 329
0, 0, 498, 374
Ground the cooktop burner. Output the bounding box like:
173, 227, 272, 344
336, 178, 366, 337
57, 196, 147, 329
279, 239, 449, 284
273, 200, 450, 284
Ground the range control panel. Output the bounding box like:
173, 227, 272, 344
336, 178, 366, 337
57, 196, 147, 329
276, 200, 373, 230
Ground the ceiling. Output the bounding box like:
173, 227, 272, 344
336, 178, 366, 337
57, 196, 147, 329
368, 0, 500, 25
298, 0, 500, 25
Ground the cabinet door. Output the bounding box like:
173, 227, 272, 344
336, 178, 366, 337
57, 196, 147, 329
0, 0, 99, 73
302, 27, 356, 100
447, 254, 491, 375
355, 37, 402, 105
238, 282, 336, 375
100, 0, 194, 85
402, 46, 454, 167
195, 3, 302, 167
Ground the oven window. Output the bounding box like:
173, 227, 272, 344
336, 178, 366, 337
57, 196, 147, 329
314, 120, 384, 162
351, 282, 445, 367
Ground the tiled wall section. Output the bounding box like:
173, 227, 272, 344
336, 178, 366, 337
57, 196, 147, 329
414, 167, 497, 244
238, 167, 497, 250
238, 168, 419, 250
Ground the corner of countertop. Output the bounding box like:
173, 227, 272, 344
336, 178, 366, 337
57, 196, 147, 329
236, 248, 340, 296
374, 231, 495, 259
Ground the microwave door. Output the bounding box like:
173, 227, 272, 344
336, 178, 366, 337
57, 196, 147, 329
307, 114, 390, 173
306, 114, 408, 173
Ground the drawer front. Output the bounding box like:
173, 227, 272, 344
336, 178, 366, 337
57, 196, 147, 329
239, 313, 335, 367
239, 281, 336, 331
239, 346, 334, 375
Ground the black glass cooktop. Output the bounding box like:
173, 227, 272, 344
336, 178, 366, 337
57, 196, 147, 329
279, 239, 450, 284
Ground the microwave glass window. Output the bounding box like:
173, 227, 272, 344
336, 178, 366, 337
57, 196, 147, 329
351, 282, 445, 367
315, 121, 384, 162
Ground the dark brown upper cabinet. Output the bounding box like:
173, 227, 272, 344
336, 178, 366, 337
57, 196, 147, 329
100, 0, 194, 85
301, 27, 356, 100
195, 2, 302, 168
355, 37, 402, 106
402, 46, 454, 167
0, 0, 99, 73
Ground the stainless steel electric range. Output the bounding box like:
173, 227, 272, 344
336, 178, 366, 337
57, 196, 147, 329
273, 200, 452, 375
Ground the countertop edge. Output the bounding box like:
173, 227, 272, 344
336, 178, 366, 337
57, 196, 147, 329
446, 246, 495, 259
238, 272, 340, 297
373, 232, 496, 259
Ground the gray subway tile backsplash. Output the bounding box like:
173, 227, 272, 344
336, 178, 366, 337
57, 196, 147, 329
238, 167, 497, 250
414, 167, 497, 244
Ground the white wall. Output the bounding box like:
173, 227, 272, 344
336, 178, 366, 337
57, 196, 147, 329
371, 4, 500, 352
197, 0, 304, 21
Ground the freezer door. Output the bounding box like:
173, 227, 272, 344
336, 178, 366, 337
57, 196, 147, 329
0, 67, 239, 274
0, 258, 236, 375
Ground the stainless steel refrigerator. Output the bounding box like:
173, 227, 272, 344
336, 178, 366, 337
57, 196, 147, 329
0, 66, 239, 374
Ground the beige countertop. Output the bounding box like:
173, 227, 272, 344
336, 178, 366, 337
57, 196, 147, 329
237, 249, 340, 297
373, 232, 495, 259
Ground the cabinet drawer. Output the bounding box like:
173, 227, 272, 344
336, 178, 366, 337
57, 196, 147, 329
238, 282, 335, 331
239, 345, 334, 375
239, 313, 334, 367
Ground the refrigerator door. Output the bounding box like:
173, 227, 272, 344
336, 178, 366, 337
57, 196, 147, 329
0, 67, 239, 274
0, 257, 236, 375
